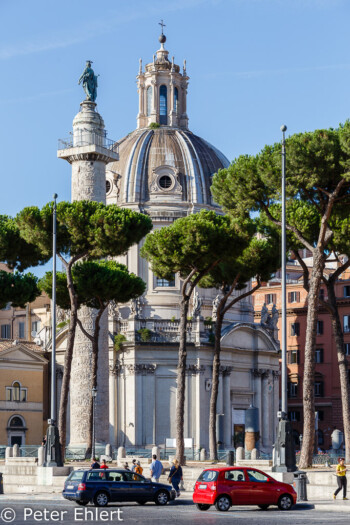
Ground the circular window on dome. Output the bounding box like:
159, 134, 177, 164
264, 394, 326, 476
158, 175, 173, 190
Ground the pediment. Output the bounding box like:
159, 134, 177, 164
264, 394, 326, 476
220, 323, 279, 353
0, 344, 48, 364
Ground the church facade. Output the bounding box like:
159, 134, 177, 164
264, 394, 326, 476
55, 31, 281, 453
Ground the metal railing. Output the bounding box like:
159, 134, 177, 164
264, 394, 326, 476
58, 133, 118, 154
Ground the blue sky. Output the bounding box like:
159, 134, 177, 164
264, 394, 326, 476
1, 0, 350, 273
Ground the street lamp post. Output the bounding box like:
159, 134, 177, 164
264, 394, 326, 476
44, 194, 63, 467
272, 126, 297, 472
91, 386, 98, 460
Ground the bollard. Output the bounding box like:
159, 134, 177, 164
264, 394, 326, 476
37, 446, 44, 466
152, 446, 160, 460
117, 446, 126, 459
5, 447, 13, 461
105, 443, 112, 458
251, 448, 259, 460
226, 450, 235, 466
13, 444, 20, 457
200, 448, 207, 461
236, 447, 244, 461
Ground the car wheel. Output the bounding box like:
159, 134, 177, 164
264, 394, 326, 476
76, 501, 89, 506
155, 490, 169, 506
94, 491, 109, 507
196, 503, 211, 511
215, 495, 231, 512
258, 504, 269, 510
278, 494, 293, 511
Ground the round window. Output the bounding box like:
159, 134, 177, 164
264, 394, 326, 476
106, 180, 111, 193
158, 175, 173, 189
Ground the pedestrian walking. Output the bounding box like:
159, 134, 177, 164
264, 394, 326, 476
130, 459, 137, 472
168, 458, 183, 497
135, 460, 143, 475
90, 457, 100, 469
123, 462, 130, 470
150, 454, 163, 482
333, 457, 348, 500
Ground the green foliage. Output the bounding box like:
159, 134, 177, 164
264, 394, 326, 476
40, 261, 146, 311
170, 316, 177, 322
137, 328, 151, 342
114, 334, 127, 351
57, 320, 69, 330
141, 209, 249, 281
0, 270, 40, 309
0, 215, 49, 271
39, 271, 73, 311
16, 201, 153, 261
149, 122, 160, 129
73, 261, 145, 309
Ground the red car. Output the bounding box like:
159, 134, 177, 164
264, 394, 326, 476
193, 466, 297, 512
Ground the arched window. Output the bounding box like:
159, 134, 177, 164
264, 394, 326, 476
12, 382, 20, 402
9, 416, 24, 427
159, 85, 167, 125
6, 381, 27, 402
174, 87, 179, 113
146, 86, 152, 116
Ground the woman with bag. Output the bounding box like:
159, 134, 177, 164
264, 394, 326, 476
168, 459, 183, 497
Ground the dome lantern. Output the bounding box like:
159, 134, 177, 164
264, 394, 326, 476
136, 24, 189, 130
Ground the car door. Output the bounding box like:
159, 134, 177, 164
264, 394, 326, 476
124, 472, 153, 501
246, 469, 272, 505
220, 469, 251, 505
108, 471, 131, 502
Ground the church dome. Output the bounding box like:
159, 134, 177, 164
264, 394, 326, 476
106, 126, 229, 210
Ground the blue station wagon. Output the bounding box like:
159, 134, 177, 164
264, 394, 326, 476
62, 469, 176, 507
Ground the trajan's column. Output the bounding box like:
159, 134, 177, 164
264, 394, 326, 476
58, 61, 118, 445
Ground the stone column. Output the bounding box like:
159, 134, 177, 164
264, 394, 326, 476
272, 370, 280, 442
252, 369, 262, 445
109, 363, 117, 445
58, 100, 118, 446
261, 370, 273, 448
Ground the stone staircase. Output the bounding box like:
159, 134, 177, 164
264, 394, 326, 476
3, 457, 72, 494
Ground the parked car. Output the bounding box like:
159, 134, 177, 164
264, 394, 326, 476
62, 469, 175, 507
193, 466, 297, 512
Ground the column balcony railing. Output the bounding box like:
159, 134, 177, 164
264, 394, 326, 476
58, 132, 118, 154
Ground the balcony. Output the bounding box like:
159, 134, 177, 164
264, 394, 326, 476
116, 317, 211, 345
58, 132, 118, 155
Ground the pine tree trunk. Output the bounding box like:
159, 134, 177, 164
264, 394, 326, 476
175, 297, 189, 465
299, 249, 323, 468
209, 308, 224, 460
58, 263, 78, 460
327, 280, 350, 463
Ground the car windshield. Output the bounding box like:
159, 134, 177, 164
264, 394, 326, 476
67, 471, 84, 482
198, 470, 219, 482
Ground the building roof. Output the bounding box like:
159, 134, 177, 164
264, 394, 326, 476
0, 339, 47, 356
107, 127, 229, 209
